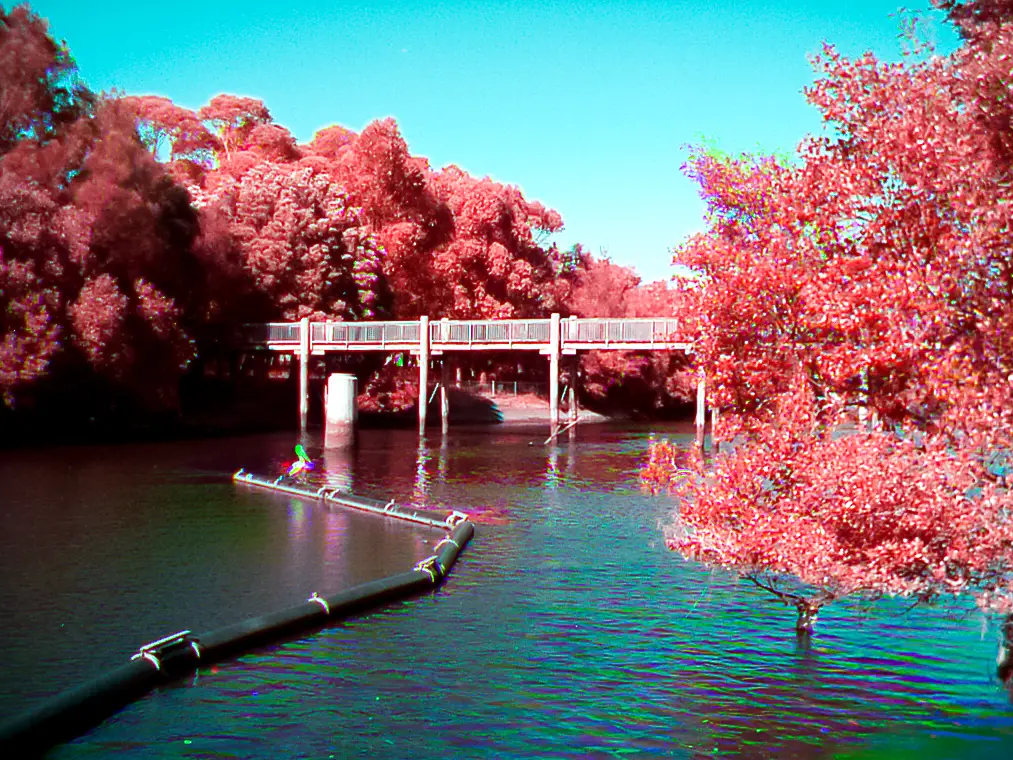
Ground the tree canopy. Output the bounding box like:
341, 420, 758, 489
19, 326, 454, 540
0, 2, 586, 422
644, 0, 1013, 649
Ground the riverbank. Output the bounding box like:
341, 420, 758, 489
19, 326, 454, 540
484, 391, 609, 425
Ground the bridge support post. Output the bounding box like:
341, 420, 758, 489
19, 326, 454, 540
711, 404, 719, 453
418, 316, 429, 435
440, 357, 449, 435
569, 355, 579, 425
567, 317, 578, 429
696, 367, 706, 452
549, 313, 560, 439
324, 373, 357, 449
299, 317, 310, 432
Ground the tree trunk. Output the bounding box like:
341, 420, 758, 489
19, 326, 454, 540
998, 614, 1013, 683
794, 599, 822, 636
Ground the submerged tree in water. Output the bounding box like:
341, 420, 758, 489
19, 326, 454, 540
646, 0, 1013, 670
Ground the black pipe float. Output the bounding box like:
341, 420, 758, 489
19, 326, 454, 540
0, 518, 474, 757
233, 469, 465, 531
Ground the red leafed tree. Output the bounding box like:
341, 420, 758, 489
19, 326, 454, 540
0, 5, 91, 152
645, 1, 1013, 673
566, 253, 639, 318
191, 160, 382, 320
0, 159, 68, 405
197, 94, 271, 163
120, 95, 220, 185
1, 70, 217, 415
936, 0, 1013, 30
306, 116, 568, 320
60, 99, 201, 409
312, 117, 451, 317
0, 4, 87, 406
648, 380, 1013, 634
242, 123, 301, 163
0, 248, 60, 404
566, 254, 694, 413
308, 124, 357, 160
427, 164, 564, 318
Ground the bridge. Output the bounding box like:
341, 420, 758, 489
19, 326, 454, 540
240, 313, 703, 438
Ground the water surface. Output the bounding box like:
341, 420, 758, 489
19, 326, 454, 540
1, 424, 1011, 758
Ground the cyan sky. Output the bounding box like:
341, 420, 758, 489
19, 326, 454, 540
28, 1, 958, 283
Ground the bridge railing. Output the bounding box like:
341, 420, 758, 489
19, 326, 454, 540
240, 317, 687, 348
563, 318, 682, 345
313, 321, 421, 345
429, 319, 551, 345
243, 323, 302, 343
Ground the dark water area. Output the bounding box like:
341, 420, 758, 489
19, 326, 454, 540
2, 424, 1012, 758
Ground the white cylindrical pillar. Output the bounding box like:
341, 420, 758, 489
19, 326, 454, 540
325, 372, 357, 449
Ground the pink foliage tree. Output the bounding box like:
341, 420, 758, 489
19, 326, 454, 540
428, 165, 564, 317
0, 5, 90, 151
192, 160, 381, 320
644, 0, 1013, 676
566, 254, 694, 411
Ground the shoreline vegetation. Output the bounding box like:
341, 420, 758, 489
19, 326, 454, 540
0, 5, 693, 444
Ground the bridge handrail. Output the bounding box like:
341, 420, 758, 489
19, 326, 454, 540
429, 318, 551, 344
313, 321, 421, 345
562, 318, 682, 344
242, 322, 301, 343
240, 317, 686, 347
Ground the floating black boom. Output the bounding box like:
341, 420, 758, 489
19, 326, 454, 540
0, 476, 474, 757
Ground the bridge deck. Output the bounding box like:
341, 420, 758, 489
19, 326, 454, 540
242, 317, 691, 354
237, 314, 704, 439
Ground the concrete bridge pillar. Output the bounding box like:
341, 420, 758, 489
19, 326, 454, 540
324, 373, 357, 448
418, 316, 429, 435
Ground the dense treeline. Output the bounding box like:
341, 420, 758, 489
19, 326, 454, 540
0, 3, 689, 432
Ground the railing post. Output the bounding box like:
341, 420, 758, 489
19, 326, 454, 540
549, 313, 560, 439
440, 357, 450, 435
419, 316, 429, 435
569, 355, 578, 425
299, 317, 310, 432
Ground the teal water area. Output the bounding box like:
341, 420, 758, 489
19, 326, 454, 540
1, 425, 1011, 758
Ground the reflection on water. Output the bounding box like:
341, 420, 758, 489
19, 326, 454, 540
546, 443, 560, 489
2, 423, 1012, 758
321, 446, 354, 493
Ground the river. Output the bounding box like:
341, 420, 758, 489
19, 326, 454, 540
1, 424, 1011, 758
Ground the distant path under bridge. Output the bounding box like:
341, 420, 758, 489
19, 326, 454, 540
238, 313, 707, 438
